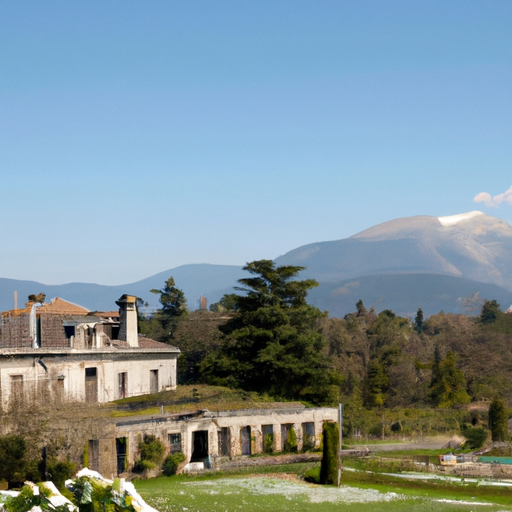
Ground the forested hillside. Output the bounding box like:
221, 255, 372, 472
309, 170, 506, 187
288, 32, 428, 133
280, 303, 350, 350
143, 264, 512, 413
171, 300, 512, 407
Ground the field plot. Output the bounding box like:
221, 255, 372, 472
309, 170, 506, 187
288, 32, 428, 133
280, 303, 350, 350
135, 473, 511, 512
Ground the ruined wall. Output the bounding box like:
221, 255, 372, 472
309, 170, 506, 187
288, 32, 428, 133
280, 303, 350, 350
0, 400, 117, 479
40, 315, 70, 348
115, 407, 338, 468
0, 315, 32, 348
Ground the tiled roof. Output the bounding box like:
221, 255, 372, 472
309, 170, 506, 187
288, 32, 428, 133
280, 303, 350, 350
1, 297, 89, 317
88, 311, 120, 319
109, 335, 178, 350
138, 335, 178, 350
38, 297, 89, 314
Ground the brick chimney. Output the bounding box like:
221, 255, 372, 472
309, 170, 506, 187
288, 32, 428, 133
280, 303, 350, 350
116, 295, 138, 347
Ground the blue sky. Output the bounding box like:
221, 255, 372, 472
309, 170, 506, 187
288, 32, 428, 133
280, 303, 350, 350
1, 0, 511, 285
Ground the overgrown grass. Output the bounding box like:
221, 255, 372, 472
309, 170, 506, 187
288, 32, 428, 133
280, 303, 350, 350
111, 385, 303, 417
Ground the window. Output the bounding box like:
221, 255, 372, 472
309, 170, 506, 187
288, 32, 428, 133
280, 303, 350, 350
302, 422, 315, 451
85, 367, 98, 403
168, 433, 182, 453
118, 372, 127, 399
262, 425, 273, 453
64, 326, 75, 338
218, 427, 230, 457
150, 369, 158, 394
11, 375, 23, 402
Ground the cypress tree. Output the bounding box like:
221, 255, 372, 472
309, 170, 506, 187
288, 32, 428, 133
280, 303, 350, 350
489, 397, 508, 442
414, 307, 424, 333
320, 421, 339, 485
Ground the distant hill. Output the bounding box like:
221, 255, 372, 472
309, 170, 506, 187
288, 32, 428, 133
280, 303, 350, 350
307, 274, 512, 318
2, 211, 512, 317
275, 211, 512, 291
0, 265, 245, 313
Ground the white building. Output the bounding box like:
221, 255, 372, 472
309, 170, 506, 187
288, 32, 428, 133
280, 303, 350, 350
0, 295, 179, 408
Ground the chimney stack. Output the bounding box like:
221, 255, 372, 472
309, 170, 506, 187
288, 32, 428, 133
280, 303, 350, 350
116, 295, 138, 347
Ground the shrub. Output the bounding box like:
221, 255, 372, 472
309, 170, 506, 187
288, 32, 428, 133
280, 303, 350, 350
139, 434, 165, 464
0, 435, 29, 489
263, 434, 274, 454
320, 421, 338, 485
302, 431, 315, 452
283, 427, 297, 453
304, 466, 320, 484
4, 485, 39, 512
47, 459, 76, 492
133, 434, 166, 473
162, 452, 186, 476
463, 427, 488, 450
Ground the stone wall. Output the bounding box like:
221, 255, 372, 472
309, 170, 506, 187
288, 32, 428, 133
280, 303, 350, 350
40, 315, 70, 348
115, 407, 338, 470
0, 315, 32, 348
0, 400, 117, 479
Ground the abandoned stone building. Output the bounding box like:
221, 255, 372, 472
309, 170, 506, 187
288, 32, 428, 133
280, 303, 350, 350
0, 294, 338, 477
88, 405, 339, 476
0, 295, 179, 408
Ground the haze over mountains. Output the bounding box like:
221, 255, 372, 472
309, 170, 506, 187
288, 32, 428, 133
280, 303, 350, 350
2, 211, 512, 317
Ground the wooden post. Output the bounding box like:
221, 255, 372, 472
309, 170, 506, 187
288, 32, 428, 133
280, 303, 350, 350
337, 403, 343, 487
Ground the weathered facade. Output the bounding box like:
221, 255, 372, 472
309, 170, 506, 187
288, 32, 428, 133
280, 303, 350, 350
0, 295, 179, 408
111, 406, 337, 475
0, 294, 338, 479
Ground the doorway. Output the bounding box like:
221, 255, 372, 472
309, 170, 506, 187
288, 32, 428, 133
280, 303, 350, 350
88, 439, 100, 471
191, 431, 209, 466
115, 437, 127, 475
240, 426, 251, 455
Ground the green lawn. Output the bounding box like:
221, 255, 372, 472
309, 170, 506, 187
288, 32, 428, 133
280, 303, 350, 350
134, 464, 512, 512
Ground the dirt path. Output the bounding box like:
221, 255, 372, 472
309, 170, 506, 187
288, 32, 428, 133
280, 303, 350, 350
348, 437, 452, 452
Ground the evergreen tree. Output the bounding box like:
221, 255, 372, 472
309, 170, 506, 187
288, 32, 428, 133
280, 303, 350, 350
146, 276, 188, 342
414, 307, 424, 333
365, 359, 389, 407
150, 276, 188, 319
209, 293, 238, 312
200, 260, 339, 403
489, 396, 508, 442
429, 351, 470, 407
320, 421, 339, 485
480, 299, 501, 325
356, 299, 367, 317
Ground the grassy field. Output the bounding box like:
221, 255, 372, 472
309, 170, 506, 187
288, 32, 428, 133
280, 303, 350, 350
110, 385, 302, 417
134, 463, 512, 512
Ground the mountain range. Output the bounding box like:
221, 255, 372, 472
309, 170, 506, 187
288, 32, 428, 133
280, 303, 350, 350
2, 211, 512, 318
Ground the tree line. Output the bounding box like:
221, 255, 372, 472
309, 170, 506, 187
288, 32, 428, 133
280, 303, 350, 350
141, 260, 512, 416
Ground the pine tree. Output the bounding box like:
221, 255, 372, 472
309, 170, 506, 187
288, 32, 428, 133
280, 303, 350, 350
200, 260, 339, 403
145, 276, 188, 342
480, 300, 501, 325
414, 307, 424, 333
